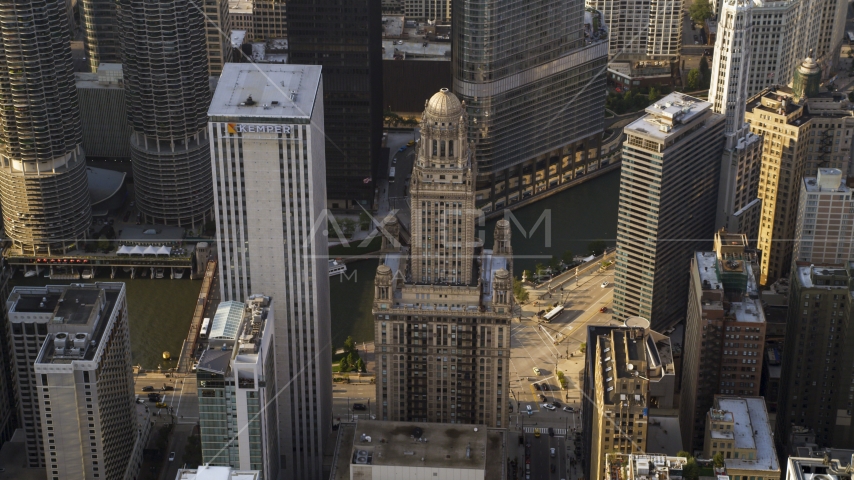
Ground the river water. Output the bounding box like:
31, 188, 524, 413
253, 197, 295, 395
6, 171, 620, 360
10, 275, 200, 370
330, 169, 621, 347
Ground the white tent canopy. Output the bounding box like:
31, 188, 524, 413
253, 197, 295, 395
117, 245, 132, 255
156, 246, 172, 256
129, 246, 145, 255
143, 245, 158, 256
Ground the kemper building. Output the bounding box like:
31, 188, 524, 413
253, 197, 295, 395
373, 89, 513, 427
197, 295, 278, 479
5, 283, 142, 479
452, 0, 609, 213
209, 63, 332, 480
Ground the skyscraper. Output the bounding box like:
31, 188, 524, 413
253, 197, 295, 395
209, 64, 331, 480
203, 0, 233, 75
0, 0, 92, 256
287, 0, 382, 211
6, 283, 139, 476
589, 0, 683, 59
680, 231, 767, 453
121, 0, 214, 227
709, 0, 763, 241
612, 93, 725, 329
793, 169, 854, 265
79, 0, 122, 70
776, 262, 854, 449
373, 89, 513, 427
452, 0, 608, 213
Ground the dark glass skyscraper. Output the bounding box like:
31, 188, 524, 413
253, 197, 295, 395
452, 0, 609, 213
287, 0, 383, 211
121, 0, 213, 226
0, 0, 92, 255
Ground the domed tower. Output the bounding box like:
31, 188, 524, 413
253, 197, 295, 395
374, 265, 393, 303
410, 88, 479, 285
792, 51, 822, 102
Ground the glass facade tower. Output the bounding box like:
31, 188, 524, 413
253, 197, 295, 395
452, 0, 608, 212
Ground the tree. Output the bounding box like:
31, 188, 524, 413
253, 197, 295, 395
580, 342, 587, 354
699, 56, 711, 89
689, 0, 712, 24
339, 356, 351, 373
344, 336, 357, 355
513, 278, 529, 303
683, 458, 700, 480
97, 235, 110, 252
713, 453, 725, 468
587, 240, 607, 256
183, 434, 203, 468
687, 69, 701, 90
562, 250, 575, 265
648, 87, 659, 102
356, 358, 366, 373
548, 255, 561, 271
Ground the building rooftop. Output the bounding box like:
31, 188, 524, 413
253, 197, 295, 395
795, 264, 849, 289
346, 420, 492, 470
625, 93, 712, 142
208, 64, 322, 120
210, 300, 245, 340
228, 0, 252, 14
715, 397, 779, 472
804, 168, 847, 193
13, 284, 124, 365
598, 324, 675, 405
604, 453, 689, 480
176, 466, 260, 480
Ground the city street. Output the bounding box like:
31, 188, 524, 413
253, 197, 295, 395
332, 382, 377, 424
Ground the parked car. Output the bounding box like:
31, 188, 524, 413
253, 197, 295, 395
563, 406, 575, 412
353, 403, 367, 411
168, 452, 175, 462
163, 385, 175, 391
543, 403, 556, 411
539, 394, 547, 402
156, 402, 167, 408
600, 306, 608, 313
398, 146, 406, 152
552, 400, 561, 408
407, 140, 416, 147
533, 383, 541, 391
142, 386, 154, 392
601, 281, 609, 288
532, 367, 541, 375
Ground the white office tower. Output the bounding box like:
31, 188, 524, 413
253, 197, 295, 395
710, 0, 763, 242
209, 64, 331, 480
6, 283, 139, 479
793, 168, 854, 264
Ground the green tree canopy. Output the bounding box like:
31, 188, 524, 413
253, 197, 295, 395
587, 240, 607, 256
687, 69, 701, 90
648, 87, 659, 102
713, 452, 725, 468
562, 250, 574, 264
689, 0, 712, 24
344, 336, 357, 355
513, 278, 529, 302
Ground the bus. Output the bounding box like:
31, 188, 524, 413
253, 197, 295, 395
542, 305, 565, 322
848, 31, 854, 43
389, 167, 396, 182
199, 317, 212, 340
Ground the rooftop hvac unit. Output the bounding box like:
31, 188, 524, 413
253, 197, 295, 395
73, 333, 89, 349
55, 332, 69, 355
354, 455, 368, 464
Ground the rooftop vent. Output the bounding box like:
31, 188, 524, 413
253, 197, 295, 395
245, 95, 256, 106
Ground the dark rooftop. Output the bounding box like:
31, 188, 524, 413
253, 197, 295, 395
15, 294, 61, 313
55, 288, 103, 324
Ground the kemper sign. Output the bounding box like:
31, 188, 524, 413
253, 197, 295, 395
227, 123, 291, 134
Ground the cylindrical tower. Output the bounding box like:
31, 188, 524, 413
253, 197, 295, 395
0, 0, 92, 255
121, 0, 213, 227
792, 51, 822, 102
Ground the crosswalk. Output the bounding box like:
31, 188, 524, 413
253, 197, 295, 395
522, 427, 570, 435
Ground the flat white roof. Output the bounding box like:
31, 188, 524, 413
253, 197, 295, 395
717, 397, 779, 472
208, 64, 322, 120
625, 93, 712, 141
176, 466, 260, 480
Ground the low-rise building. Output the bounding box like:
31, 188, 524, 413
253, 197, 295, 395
785, 449, 854, 480
604, 453, 688, 480
328, 420, 506, 480
702, 396, 780, 480
197, 295, 277, 479
176, 466, 261, 480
